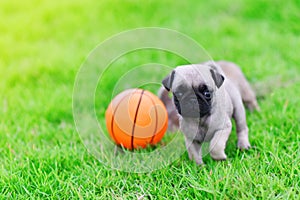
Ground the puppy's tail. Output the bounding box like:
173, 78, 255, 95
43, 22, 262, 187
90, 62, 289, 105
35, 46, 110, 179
158, 86, 180, 132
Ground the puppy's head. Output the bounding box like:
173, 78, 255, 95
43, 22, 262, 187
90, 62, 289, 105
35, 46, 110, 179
162, 64, 224, 118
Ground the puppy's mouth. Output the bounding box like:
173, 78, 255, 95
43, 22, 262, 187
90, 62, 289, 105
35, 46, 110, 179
173, 94, 211, 118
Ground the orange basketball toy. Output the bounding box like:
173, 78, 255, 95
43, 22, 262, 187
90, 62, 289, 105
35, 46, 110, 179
105, 89, 168, 149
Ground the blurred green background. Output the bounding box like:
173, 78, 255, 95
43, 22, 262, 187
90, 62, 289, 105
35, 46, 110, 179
1, 0, 299, 199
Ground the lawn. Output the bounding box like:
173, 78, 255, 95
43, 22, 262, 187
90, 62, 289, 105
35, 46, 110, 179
1, 0, 300, 199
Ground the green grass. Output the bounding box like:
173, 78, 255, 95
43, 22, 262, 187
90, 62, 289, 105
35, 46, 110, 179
1, 0, 300, 199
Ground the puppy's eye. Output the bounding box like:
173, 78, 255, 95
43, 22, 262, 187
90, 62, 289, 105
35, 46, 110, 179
203, 90, 211, 99
174, 92, 183, 99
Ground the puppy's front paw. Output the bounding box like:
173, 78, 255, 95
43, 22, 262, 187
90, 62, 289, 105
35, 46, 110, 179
195, 158, 204, 165
210, 151, 227, 161
187, 150, 204, 165
237, 140, 251, 150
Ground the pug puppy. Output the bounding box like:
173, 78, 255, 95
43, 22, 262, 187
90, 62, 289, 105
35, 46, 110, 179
159, 61, 259, 164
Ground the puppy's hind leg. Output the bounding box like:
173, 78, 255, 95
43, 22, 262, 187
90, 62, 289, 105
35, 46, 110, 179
239, 79, 260, 112
233, 99, 251, 150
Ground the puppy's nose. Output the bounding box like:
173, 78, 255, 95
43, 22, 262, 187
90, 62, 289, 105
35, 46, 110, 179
190, 98, 198, 105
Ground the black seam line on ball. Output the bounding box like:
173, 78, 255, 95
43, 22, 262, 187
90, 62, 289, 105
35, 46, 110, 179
111, 94, 132, 145
131, 90, 145, 149
143, 93, 158, 144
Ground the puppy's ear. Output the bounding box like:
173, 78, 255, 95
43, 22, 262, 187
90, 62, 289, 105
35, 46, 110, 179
162, 70, 175, 91
210, 69, 224, 88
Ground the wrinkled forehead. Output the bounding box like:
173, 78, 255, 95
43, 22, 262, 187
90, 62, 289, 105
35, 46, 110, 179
172, 64, 214, 89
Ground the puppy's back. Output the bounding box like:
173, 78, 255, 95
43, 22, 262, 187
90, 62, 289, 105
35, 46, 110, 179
216, 61, 260, 111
